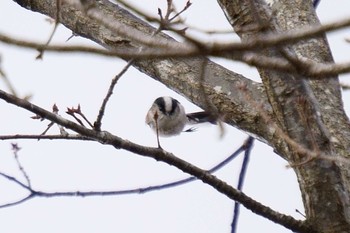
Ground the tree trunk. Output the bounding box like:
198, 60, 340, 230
217, 0, 350, 232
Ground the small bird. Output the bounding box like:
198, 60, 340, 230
145, 96, 215, 147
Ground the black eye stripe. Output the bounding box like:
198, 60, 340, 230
170, 98, 178, 115
155, 97, 166, 114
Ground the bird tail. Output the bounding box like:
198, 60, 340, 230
186, 112, 217, 124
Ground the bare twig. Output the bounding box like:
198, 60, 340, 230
40, 121, 55, 135
66, 111, 84, 126
11, 143, 31, 187
36, 0, 61, 59
94, 59, 134, 131
67, 105, 94, 128
168, 1, 192, 22
231, 137, 254, 233
0, 134, 93, 141
295, 209, 306, 218
0, 56, 19, 96
0, 194, 35, 209
156, 0, 191, 33
184, 25, 234, 35
115, 0, 158, 22
37, 104, 61, 136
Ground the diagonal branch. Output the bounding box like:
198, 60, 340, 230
231, 137, 254, 233
93, 60, 133, 131
0, 89, 315, 233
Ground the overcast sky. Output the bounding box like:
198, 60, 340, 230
0, 1, 350, 233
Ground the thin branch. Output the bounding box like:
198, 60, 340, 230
94, 59, 134, 131
0, 194, 35, 209
115, 0, 158, 23
0, 57, 19, 96
0, 172, 32, 191
1, 74, 19, 97
11, 143, 31, 187
231, 137, 254, 233
67, 105, 94, 128
186, 26, 234, 35
40, 121, 55, 135
0, 134, 93, 141
168, 1, 191, 22
38, 104, 61, 136
295, 209, 306, 218
36, 0, 61, 59
76, 106, 94, 128
0, 172, 35, 208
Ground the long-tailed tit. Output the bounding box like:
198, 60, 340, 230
145, 96, 215, 147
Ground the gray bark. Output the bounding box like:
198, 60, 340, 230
217, 0, 350, 232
